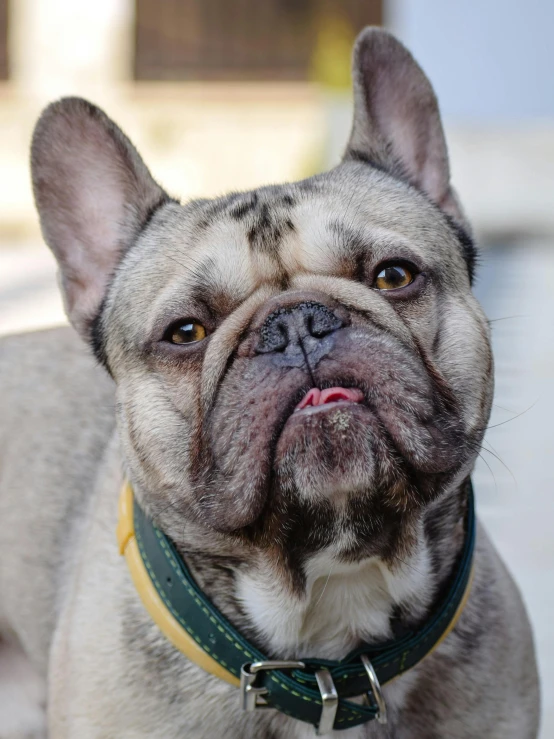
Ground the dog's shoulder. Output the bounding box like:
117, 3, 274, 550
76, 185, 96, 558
1, 324, 91, 366
0, 325, 115, 470
0, 327, 117, 669
0, 325, 112, 400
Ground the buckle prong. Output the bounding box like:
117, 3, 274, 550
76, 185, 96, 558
314, 668, 338, 736
240, 660, 306, 712
360, 655, 387, 725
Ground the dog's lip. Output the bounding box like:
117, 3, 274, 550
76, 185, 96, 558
292, 400, 364, 417
294, 387, 365, 413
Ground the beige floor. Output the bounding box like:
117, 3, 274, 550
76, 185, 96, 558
0, 241, 553, 736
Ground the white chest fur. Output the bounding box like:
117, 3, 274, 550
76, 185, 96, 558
236, 542, 432, 660
236, 544, 431, 736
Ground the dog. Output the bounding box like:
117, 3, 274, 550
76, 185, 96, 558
0, 27, 540, 738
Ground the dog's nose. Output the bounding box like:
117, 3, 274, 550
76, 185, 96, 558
255, 301, 343, 367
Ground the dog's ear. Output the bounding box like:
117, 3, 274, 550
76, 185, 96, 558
345, 28, 466, 226
31, 97, 169, 340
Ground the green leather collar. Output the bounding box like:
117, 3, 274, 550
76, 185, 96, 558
119, 482, 475, 734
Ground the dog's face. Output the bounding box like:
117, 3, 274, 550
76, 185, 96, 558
31, 30, 492, 582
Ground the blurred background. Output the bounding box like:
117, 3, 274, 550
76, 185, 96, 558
0, 0, 552, 733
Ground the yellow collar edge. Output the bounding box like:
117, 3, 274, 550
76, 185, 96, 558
117, 481, 473, 690
117, 481, 240, 687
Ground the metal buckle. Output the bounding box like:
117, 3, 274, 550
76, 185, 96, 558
314, 669, 338, 736
360, 655, 387, 725
241, 662, 338, 736
240, 660, 306, 712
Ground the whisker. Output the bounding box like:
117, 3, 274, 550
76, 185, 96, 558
491, 402, 520, 415
486, 399, 539, 430
312, 563, 336, 609
476, 450, 498, 495
487, 314, 528, 323
387, 553, 427, 579
479, 444, 519, 491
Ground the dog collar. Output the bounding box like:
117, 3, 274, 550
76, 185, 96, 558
117, 481, 475, 734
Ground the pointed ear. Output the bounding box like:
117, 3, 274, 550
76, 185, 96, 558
31, 97, 170, 340
345, 28, 467, 227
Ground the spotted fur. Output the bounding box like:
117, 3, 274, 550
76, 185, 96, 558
0, 27, 539, 739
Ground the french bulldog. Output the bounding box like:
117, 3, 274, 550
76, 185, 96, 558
0, 27, 540, 739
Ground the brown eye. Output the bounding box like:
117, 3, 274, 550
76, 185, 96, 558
374, 264, 414, 291
166, 321, 207, 344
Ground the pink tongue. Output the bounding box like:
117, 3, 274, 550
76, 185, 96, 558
295, 387, 364, 411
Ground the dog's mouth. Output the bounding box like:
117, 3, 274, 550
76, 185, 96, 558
201, 326, 470, 533
293, 386, 365, 416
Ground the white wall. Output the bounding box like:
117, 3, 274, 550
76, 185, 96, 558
387, 0, 554, 122
9, 0, 133, 100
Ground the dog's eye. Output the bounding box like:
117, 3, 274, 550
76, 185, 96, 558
374, 264, 414, 291
164, 320, 207, 345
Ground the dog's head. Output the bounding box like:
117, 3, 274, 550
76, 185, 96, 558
31, 29, 492, 581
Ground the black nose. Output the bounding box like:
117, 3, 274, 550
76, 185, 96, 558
255, 301, 343, 367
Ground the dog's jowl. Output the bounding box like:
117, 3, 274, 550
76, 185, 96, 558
0, 28, 540, 739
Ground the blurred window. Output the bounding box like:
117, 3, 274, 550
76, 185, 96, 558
0, 0, 7, 80
134, 0, 382, 82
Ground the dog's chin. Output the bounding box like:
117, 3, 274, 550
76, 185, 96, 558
200, 336, 469, 532
274, 401, 379, 502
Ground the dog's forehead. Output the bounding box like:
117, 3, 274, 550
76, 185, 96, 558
128, 164, 465, 313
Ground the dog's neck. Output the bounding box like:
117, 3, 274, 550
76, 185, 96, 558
183, 482, 468, 663
235, 538, 432, 660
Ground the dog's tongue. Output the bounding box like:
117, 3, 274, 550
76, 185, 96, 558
295, 387, 364, 411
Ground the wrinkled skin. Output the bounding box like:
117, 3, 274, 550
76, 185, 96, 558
108, 170, 491, 575
0, 27, 539, 739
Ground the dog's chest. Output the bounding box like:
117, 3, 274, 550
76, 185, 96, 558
236, 545, 432, 660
